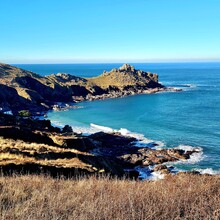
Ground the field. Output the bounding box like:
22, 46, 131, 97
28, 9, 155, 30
0, 173, 220, 220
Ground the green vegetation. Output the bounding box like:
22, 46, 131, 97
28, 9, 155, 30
18, 110, 31, 117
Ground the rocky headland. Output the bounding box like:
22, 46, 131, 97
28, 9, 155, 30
0, 63, 179, 114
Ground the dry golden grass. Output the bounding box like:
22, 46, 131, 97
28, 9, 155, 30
0, 137, 96, 172
0, 174, 219, 220
0, 137, 91, 156
86, 70, 146, 89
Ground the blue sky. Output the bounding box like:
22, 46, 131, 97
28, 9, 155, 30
0, 0, 220, 63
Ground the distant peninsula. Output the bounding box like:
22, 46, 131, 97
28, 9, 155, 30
0, 63, 177, 114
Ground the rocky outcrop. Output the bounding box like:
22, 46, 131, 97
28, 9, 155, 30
0, 63, 165, 114
0, 114, 200, 179
87, 132, 198, 168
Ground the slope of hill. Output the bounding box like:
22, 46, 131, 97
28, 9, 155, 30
0, 63, 164, 113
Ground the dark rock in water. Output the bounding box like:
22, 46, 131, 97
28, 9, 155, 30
154, 165, 168, 171
153, 165, 171, 174
118, 147, 196, 168
62, 125, 73, 133
89, 132, 136, 149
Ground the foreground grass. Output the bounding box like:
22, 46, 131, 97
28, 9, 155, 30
0, 174, 220, 220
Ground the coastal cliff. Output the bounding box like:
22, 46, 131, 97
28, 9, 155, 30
0, 63, 164, 113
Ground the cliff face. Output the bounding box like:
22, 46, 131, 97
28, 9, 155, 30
0, 63, 164, 112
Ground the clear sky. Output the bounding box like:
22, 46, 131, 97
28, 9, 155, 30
0, 0, 220, 63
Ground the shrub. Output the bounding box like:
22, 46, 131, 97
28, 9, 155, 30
18, 110, 31, 117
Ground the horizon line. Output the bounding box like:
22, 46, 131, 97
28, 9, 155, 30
11, 60, 220, 65
5, 59, 220, 65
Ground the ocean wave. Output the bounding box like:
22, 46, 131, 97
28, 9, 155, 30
90, 123, 115, 133
71, 125, 102, 136
50, 120, 65, 129
174, 84, 197, 88
166, 145, 204, 165
135, 166, 165, 181
49, 120, 100, 135
90, 123, 165, 148
194, 168, 220, 175
175, 144, 202, 153
162, 82, 197, 91
181, 84, 197, 88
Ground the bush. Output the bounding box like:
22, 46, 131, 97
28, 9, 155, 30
18, 110, 31, 117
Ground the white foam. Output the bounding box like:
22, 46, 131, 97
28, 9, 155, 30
166, 145, 204, 166
118, 128, 129, 136
176, 145, 202, 152
135, 166, 165, 181
71, 125, 102, 136
90, 124, 165, 149
117, 128, 164, 148
182, 84, 197, 88
151, 171, 165, 180
90, 123, 115, 133
186, 151, 204, 164
162, 82, 198, 92
50, 120, 65, 129
175, 145, 204, 164
194, 168, 220, 175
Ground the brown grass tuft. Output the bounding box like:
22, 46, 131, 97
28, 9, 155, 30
0, 174, 220, 220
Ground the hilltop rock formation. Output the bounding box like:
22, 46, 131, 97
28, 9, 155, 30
88, 63, 160, 89
0, 63, 164, 113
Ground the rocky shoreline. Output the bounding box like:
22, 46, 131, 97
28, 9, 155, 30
82, 87, 181, 102
51, 87, 181, 112
0, 113, 203, 179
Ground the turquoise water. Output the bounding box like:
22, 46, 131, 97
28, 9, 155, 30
16, 63, 220, 173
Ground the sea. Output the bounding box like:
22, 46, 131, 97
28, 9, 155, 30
16, 62, 220, 176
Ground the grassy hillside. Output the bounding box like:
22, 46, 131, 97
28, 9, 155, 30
0, 174, 219, 220
0, 63, 163, 112
87, 64, 160, 89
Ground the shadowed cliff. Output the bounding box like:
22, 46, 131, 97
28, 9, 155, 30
0, 63, 163, 113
